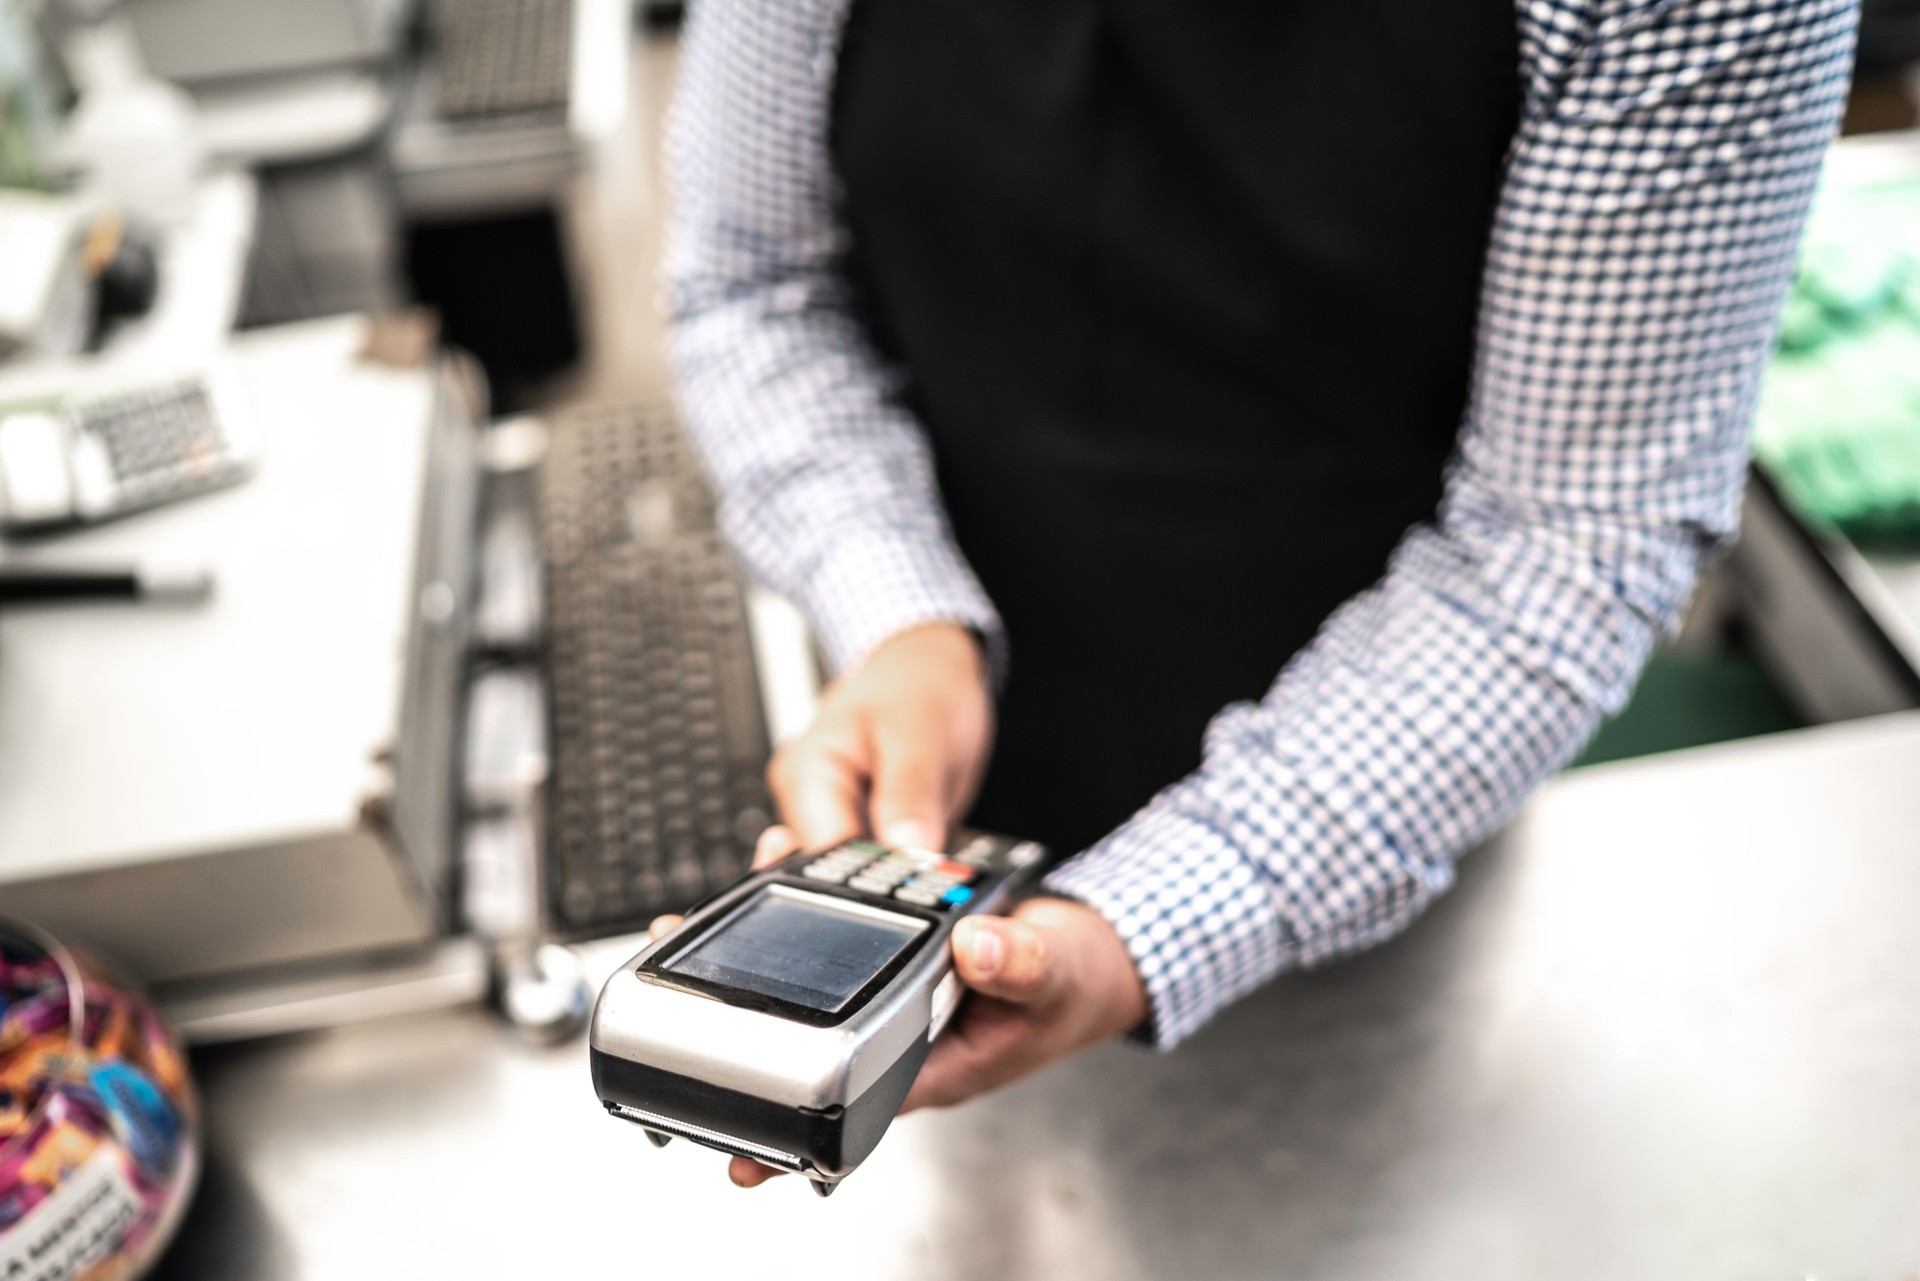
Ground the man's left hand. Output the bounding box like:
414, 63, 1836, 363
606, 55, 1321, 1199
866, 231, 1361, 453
645, 826, 1148, 1188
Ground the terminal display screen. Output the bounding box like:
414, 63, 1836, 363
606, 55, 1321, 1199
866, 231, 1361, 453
666, 889, 926, 1014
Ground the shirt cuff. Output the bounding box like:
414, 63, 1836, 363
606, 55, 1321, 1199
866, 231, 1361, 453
800, 526, 1007, 684
1043, 799, 1286, 1051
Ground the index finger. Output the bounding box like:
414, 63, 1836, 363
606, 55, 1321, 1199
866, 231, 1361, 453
767, 741, 865, 850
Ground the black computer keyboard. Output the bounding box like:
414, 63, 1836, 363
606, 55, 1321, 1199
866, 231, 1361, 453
435, 0, 572, 123
540, 404, 775, 937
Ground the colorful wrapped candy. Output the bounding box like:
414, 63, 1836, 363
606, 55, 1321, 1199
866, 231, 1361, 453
0, 921, 197, 1279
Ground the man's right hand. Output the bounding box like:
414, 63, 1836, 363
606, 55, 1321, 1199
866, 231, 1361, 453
645, 620, 1006, 1188
766, 621, 995, 853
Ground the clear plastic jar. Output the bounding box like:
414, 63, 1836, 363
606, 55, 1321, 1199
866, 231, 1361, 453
0, 916, 199, 1279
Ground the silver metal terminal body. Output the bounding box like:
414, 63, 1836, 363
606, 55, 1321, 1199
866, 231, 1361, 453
591, 884, 951, 1110
589, 833, 1049, 1188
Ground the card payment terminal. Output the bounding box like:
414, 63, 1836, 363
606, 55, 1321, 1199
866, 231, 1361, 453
589, 831, 1050, 1196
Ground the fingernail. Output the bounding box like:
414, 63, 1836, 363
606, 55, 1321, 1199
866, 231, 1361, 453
883, 820, 942, 851
752, 827, 792, 868
964, 921, 1002, 977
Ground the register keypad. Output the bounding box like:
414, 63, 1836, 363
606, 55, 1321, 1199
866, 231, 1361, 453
799, 840, 983, 911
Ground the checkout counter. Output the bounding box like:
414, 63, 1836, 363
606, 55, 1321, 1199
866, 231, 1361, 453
150, 709, 1920, 1279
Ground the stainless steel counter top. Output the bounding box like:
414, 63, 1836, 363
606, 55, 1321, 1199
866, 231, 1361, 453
149, 712, 1920, 1280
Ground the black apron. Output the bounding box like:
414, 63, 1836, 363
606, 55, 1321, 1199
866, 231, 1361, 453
831, 0, 1522, 855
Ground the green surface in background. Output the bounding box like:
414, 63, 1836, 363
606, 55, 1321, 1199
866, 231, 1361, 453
1755, 168, 1920, 547
1570, 650, 1806, 769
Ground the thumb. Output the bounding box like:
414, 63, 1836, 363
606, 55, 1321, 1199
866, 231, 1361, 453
950, 917, 1063, 1007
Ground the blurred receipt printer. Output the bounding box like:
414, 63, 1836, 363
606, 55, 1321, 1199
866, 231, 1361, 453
589, 831, 1050, 1196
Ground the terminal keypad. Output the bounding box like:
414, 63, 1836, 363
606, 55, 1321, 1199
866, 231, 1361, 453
799, 839, 991, 911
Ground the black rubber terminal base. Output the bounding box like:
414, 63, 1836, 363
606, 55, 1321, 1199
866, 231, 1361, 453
593, 1035, 930, 1180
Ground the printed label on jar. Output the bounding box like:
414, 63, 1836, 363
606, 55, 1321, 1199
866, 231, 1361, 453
0, 1148, 141, 1281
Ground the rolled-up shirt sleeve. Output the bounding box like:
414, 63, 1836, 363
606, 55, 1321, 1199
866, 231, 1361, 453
1045, 0, 1859, 1048
665, 0, 1005, 679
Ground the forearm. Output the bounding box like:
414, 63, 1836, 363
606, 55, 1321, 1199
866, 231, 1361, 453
671, 296, 1002, 676
665, 0, 1003, 678
1048, 0, 1858, 1049
1047, 491, 1705, 1047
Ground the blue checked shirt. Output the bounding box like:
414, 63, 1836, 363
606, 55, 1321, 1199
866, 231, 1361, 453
666, 0, 1859, 1048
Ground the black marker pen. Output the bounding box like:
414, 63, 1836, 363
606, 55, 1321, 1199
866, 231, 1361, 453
0, 563, 215, 606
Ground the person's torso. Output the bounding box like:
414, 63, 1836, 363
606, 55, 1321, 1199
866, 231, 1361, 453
831, 0, 1522, 851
